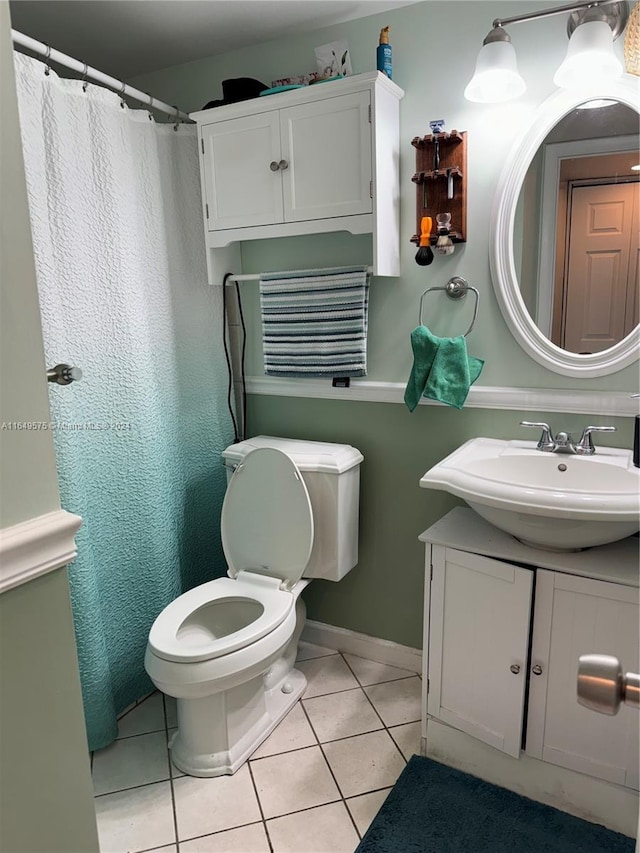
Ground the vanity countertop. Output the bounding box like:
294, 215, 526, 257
420, 507, 639, 587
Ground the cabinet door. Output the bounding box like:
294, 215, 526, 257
527, 570, 639, 789
280, 91, 372, 223
201, 112, 283, 231
428, 547, 533, 758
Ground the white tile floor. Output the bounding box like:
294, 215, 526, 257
92, 643, 422, 853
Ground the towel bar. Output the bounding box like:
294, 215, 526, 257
227, 266, 374, 283
418, 276, 479, 337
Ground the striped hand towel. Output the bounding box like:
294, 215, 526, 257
260, 266, 370, 378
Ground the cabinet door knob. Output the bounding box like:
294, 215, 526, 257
532, 664, 543, 676
510, 664, 521, 675
278, 159, 289, 170
269, 161, 279, 171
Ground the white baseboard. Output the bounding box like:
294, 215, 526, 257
0, 509, 82, 594
302, 619, 422, 673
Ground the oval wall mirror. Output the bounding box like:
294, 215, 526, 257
491, 78, 640, 378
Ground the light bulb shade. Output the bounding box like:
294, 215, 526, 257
464, 40, 526, 103
554, 20, 623, 88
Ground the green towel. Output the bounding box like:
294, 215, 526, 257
404, 326, 484, 411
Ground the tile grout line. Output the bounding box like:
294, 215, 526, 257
94, 776, 174, 799
298, 672, 420, 704
339, 652, 390, 730
340, 652, 410, 765
115, 726, 166, 742
247, 756, 274, 852
162, 694, 181, 853
297, 693, 363, 841
173, 821, 267, 849
176, 784, 398, 843
97, 655, 418, 850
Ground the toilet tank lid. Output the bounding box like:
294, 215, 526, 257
223, 436, 363, 474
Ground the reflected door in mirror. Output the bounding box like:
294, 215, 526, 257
560, 180, 639, 353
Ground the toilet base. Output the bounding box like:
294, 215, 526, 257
168, 667, 307, 777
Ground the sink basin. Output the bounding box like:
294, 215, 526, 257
420, 437, 640, 551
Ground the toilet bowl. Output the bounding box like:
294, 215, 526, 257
144, 437, 362, 777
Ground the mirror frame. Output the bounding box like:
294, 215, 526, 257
490, 77, 640, 378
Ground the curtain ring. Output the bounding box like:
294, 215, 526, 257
81, 62, 89, 92
148, 95, 154, 120
44, 45, 51, 76
119, 81, 126, 109
173, 105, 180, 132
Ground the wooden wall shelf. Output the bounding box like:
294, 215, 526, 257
410, 130, 467, 246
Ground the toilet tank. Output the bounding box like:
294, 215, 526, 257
222, 436, 363, 582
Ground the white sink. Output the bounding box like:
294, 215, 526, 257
420, 437, 640, 551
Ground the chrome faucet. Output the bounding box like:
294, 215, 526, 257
520, 422, 616, 455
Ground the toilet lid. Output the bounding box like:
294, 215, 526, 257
221, 447, 314, 588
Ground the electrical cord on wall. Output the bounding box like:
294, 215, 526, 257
222, 272, 247, 443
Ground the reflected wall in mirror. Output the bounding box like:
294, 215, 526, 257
515, 100, 639, 356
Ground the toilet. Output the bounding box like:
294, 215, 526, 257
144, 435, 363, 777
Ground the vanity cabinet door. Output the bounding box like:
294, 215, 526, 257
526, 570, 639, 789
201, 111, 284, 231
279, 91, 372, 223
428, 547, 533, 758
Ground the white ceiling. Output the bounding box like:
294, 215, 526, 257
9, 1, 421, 79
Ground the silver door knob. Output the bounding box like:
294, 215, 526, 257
47, 364, 83, 385
510, 664, 521, 675
269, 161, 279, 171
577, 654, 640, 716
531, 664, 543, 676
278, 159, 289, 170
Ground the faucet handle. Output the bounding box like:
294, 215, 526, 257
576, 425, 616, 455
520, 421, 555, 452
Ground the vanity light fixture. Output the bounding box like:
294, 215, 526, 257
465, 0, 629, 104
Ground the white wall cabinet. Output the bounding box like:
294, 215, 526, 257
190, 72, 404, 281
420, 508, 639, 834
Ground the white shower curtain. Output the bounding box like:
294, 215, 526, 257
14, 52, 233, 749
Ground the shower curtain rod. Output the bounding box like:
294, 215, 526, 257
11, 29, 193, 123
228, 266, 374, 282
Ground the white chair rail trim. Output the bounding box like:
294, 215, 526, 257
246, 376, 636, 416
0, 509, 82, 594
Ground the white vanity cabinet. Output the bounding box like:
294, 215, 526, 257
421, 508, 639, 835
190, 72, 404, 280
527, 570, 639, 789
428, 547, 533, 758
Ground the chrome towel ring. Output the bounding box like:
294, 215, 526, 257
418, 276, 479, 338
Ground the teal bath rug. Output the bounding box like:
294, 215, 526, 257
356, 755, 634, 852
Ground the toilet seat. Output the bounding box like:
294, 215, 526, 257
148, 574, 293, 663
222, 447, 314, 588
148, 448, 314, 665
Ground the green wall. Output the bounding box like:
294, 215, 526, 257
0, 0, 59, 528
249, 396, 633, 648
133, 1, 639, 648
0, 569, 100, 853
133, 0, 637, 390
0, 3, 98, 850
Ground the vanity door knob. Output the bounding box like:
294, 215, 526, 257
269, 161, 279, 171
532, 664, 543, 676
278, 159, 289, 170
510, 664, 521, 675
